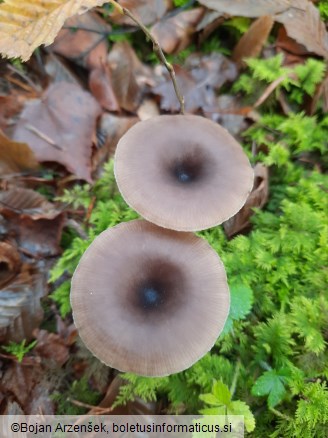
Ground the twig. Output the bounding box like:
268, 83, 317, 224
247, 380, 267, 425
63, 25, 139, 36
25, 124, 64, 151
253, 75, 288, 109
6, 64, 41, 93
68, 398, 114, 414
108, 0, 185, 114
253, 72, 297, 109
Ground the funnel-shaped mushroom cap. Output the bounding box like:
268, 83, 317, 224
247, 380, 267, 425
71, 220, 230, 376
114, 115, 254, 231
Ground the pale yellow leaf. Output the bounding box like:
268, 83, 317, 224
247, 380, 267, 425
0, 0, 109, 61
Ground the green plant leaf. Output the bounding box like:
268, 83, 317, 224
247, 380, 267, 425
229, 400, 256, 432
252, 369, 288, 408
212, 381, 231, 406
222, 284, 253, 334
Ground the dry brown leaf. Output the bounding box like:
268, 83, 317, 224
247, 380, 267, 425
224, 163, 269, 238
154, 53, 237, 112
13, 82, 101, 182
275, 0, 328, 59
34, 329, 70, 367
204, 95, 248, 137
89, 63, 120, 112
198, 0, 291, 17
155, 65, 214, 112
0, 130, 39, 176
45, 53, 83, 86
0, 0, 109, 61
0, 262, 48, 343
0, 242, 21, 288
151, 8, 204, 54
108, 42, 151, 112
186, 52, 237, 90
307, 71, 328, 115
233, 16, 274, 66
0, 92, 28, 130
89, 375, 157, 415
0, 361, 54, 414
276, 26, 310, 57
110, 0, 172, 26
50, 11, 111, 70
0, 188, 66, 256
92, 113, 139, 171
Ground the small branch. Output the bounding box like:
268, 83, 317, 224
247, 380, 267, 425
109, 0, 185, 114
25, 124, 64, 151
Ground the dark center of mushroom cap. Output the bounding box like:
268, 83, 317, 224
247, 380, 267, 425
138, 284, 165, 310
168, 148, 209, 185
128, 258, 186, 320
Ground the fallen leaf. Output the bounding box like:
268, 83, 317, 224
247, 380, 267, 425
275, 0, 328, 59
224, 163, 269, 238
197, 10, 225, 44
13, 82, 102, 182
197, 0, 291, 17
204, 95, 248, 136
0, 92, 28, 130
45, 53, 82, 86
0, 242, 21, 288
154, 53, 237, 112
233, 16, 274, 66
307, 72, 328, 115
0, 130, 39, 176
108, 42, 151, 112
185, 52, 238, 90
276, 26, 311, 57
0, 0, 109, 61
89, 375, 157, 415
151, 8, 204, 54
50, 11, 111, 70
89, 63, 120, 112
154, 65, 215, 112
0, 262, 48, 343
110, 0, 172, 26
0, 362, 54, 414
34, 329, 70, 367
92, 113, 139, 171
196, 9, 223, 31
0, 188, 66, 256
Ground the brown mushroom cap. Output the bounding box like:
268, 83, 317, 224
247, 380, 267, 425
114, 114, 254, 231
71, 220, 230, 376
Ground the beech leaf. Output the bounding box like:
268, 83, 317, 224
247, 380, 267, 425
275, 0, 328, 59
50, 11, 111, 70
232, 16, 274, 66
110, 0, 171, 26
108, 42, 152, 112
197, 0, 291, 18
0, 130, 39, 175
13, 82, 101, 182
151, 8, 204, 54
0, 0, 109, 61
0, 188, 66, 256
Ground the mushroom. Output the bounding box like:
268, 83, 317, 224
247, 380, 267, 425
71, 220, 230, 376
114, 114, 254, 232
